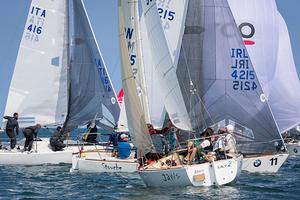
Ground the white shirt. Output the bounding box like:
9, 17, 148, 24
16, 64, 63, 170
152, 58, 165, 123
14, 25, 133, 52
200, 139, 211, 149
225, 133, 237, 154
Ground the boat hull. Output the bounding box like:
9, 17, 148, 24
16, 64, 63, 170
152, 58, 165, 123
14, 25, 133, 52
286, 142, 300, 156
70, 149, 138, 173
139, 155, 243, 187
0, 138, 106, 165
242, 153, 289, 173
70, 154, 138, 173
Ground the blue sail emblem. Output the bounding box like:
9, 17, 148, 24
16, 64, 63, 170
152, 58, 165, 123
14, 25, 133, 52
51, 56, 60, 67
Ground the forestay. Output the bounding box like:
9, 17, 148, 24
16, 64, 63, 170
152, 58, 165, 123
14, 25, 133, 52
229, 0, 300, 133
118, 0, 154, 156
64, 0, 120, 131
174, 0, 282, 153
4, 0, 69, 127
141, 0, 192, 131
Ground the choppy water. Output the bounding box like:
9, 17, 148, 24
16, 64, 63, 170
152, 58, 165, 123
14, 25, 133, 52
0, 156, 299, 199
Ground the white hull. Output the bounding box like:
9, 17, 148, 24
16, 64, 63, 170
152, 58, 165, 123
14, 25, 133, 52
139, 155, 243, 187
286, 142, 300, 156
242, 153, 289, 173
70, 151, 137, 173
0, 138, 105, 165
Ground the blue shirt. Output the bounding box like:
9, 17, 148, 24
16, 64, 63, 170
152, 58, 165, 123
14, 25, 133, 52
117, 141, 131, 159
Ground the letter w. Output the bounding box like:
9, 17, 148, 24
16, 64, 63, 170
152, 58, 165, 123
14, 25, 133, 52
125, 27, 134, 40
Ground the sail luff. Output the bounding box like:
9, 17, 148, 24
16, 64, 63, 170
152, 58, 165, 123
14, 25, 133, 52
118, 0, 154, 156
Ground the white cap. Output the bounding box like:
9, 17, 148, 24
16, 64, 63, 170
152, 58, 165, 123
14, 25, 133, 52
226, 124, 234, 133
120, 134, 129, 140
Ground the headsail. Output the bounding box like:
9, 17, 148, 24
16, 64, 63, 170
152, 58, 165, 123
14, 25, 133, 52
174, 0, 282, 153
141, 0, 192, 131
229, 0, 300, 133
156, 0, 188, 67
3, 0, 69, 127
64, 0, 120, 131
118, 0, 154, 156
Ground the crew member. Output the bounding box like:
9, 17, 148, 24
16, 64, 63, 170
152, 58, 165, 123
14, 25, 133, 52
117, 134, 132, 159
23, 124, 41, 151
50, 126, 66, 151
108, 130, 119, 157
3, 113, 19, 150
83, 122, 98, 143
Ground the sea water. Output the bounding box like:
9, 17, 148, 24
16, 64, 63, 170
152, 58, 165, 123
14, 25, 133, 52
0, 130, 299, 199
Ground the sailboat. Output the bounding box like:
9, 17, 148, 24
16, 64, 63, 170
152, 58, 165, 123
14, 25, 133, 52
147, 0, 291, 174
285, 126, 300, 156
70, 89, 138, 173
228, 0, 297, 172
0, 0, 120, 165
118, 0, 249, 187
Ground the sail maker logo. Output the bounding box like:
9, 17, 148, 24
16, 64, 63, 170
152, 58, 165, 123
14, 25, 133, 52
239, 22, 255, 46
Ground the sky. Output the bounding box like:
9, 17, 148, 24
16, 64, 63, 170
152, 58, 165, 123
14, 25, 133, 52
0, 0, 300, 118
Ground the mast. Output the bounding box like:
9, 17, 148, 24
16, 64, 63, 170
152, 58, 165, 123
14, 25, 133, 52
118, 0, 154, 157
63, 0, 72, 133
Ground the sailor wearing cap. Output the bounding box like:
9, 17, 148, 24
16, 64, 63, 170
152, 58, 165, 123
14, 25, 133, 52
117, 134, 133, 159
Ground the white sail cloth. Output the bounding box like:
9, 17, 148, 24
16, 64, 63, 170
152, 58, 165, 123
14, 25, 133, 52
4, 0, 68, 127
118, 0, 154, 156
3, 0, 120, 132
229, 0, 300, 133
141, 0, 192, 131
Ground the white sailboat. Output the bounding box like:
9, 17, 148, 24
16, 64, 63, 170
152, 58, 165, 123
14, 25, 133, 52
151, 0, 291, 174
285, 126, 300, 156
0, 0, 120, 165
70, 89, 139, 173
228, 0, 300, 172
119, 0, 247, 187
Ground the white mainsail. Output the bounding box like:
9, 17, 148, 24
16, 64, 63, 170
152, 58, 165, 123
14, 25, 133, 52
121, 0, 150, 124
118, 0, 154, 156
141, 0, 192, 131
228, 0, 300, 133
3, 0, 120, 132
4, 0, 69, 127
